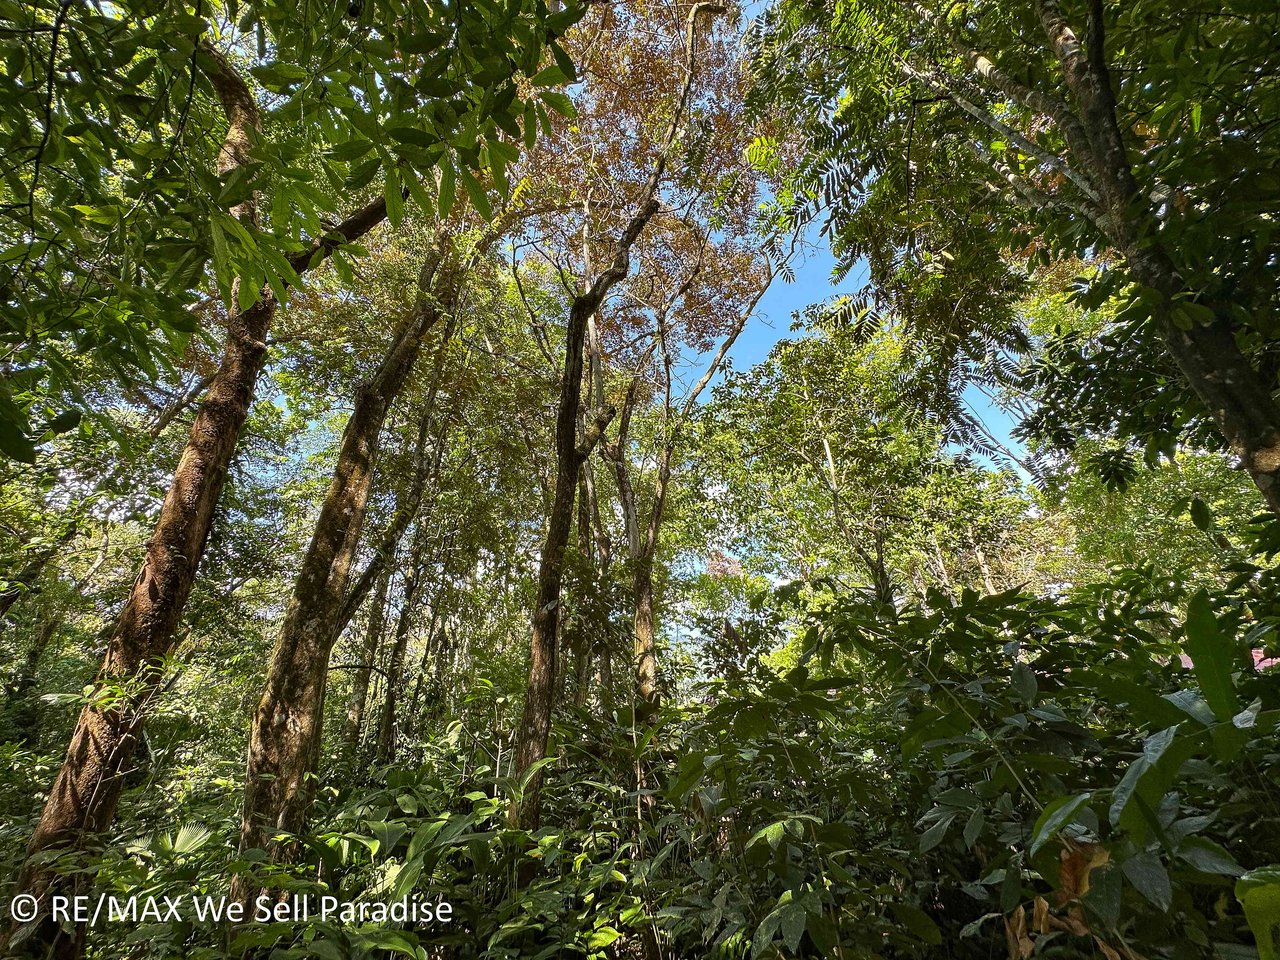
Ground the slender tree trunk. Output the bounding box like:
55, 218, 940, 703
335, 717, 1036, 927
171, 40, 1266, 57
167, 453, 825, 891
235, 241, 455, 886
626, 267, 765, 708
932, 534, 955, 594
340, 565, 392, 755
508, 201, 661, 827
568, 459, 596, 707
377, 528, 428, 764
974, 544, 997, 595
632, 558, 659, 704
510, 308, 608, 828
334, 318, 457, 636
632, 448, 670, 708
404, 605, 443, 741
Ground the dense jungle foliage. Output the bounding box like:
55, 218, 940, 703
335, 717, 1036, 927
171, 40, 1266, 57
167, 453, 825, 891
1, 0, 1278, 958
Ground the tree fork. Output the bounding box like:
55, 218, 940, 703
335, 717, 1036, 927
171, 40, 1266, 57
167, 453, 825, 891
234, 238, 458, 897
508, 0, 724, 832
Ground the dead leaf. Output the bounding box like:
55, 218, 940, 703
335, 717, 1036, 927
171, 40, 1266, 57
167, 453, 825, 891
1033, 896, 1050, 935
1058, 841, 1110, 903
1003, 907, 1034, 960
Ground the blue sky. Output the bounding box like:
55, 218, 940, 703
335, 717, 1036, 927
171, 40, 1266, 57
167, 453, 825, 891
718, 239, 1026, 466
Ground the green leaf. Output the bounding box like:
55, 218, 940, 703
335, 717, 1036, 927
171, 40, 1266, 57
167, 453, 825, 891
779, 901, 806, 952
1121, 851, 1172, 911
390, 858, 423, 899
587, 927, 622, 949
44, 409, 82, 435
438, 161, 457, 218
1189, 497, 1213, 532
962, 806, 984, 849
1078, 671, 1191, 729
891, 903, 942, 945
529, 64, 569, 86
1011, 662, 1037, 703
1000, 862, 1022, 913
537, 90, 575, 118
1177, 836, 1244, 877
1030, 792, 1091, 856
1184, 590, 1239, 722
385, 167, 405, 228
748, 820, 786, 850
172, 822, 212, 854
919, 811, 955, 852
1110, 725, 1181, 835
550, 41, 577, 83
1237, 867, 1280, 960
208, 217, 232, 304
329, 138, 375, 162
458, 166, 491, 219
388, 125, 438, 149
0, 419, 37, 463
404, 173, 435, 220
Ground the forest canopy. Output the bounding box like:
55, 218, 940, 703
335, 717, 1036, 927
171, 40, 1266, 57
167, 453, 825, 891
1, 0, 1278, 958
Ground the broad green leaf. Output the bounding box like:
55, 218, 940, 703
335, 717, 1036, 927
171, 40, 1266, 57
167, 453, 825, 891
1177, 836, 1243, 877
1184, 590, 1239, 722
1011, 661, 1037, 703
1121, 851, 1172, 911
779, 901, 806, 952
892, 902, 942, 945
537, 90, 575, 118
385, 167, 405, 228
1237, 867, 1280, 960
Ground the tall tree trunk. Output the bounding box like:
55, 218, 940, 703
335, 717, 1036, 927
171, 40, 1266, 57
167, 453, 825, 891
505, 0, 722, 814
632, 557, 659, 704
1031, 0, 1280, 510
510, 307, 621, 828
507, 174, 683, 824
7, 48, 392, 958
377, 527, 428, 764
568, 444, 596, 707
404, 605, 444, 741
508, 319, 634, 816
235, 240, 455, 885
340, 564, 392, 754
334, 315, 457, 636
632, 447, 670, 708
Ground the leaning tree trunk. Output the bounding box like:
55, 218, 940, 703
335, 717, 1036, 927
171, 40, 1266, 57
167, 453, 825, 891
12, 195, 389, 924
1030, 0, 1280, 511
235, 241, 456, 889
7, 48, 390, 960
